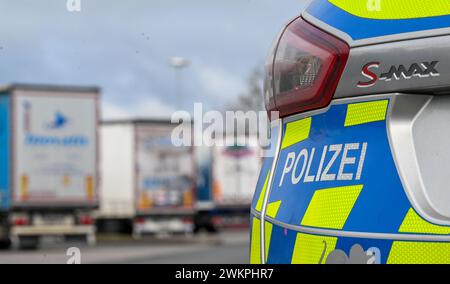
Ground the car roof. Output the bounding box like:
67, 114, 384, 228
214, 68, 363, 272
303, 0, 450, 47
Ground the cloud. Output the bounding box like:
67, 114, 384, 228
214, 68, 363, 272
102, 97, 176, 120
101, 101, 129, 120
197, 65, 247, 103
0, 0, 305, 116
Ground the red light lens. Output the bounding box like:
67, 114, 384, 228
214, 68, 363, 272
12, 217, 28, 226
181, 217, 193, 225
266, 17, 349, 117
79, 215, 93, 225
134, 217, 145, 224
264, 29, 284, 113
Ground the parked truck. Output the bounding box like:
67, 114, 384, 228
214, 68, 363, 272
195, 134, 262, 232
98, 119, 196, 237
0, 84, 99, 249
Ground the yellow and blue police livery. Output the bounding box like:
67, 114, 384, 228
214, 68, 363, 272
253, 98, 450, 264
305, 0, 450, 44
252, 0, 450, 264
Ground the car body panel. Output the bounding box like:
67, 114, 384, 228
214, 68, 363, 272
328, 0, 450, 20
334, 35, 450, 98
303, 0, 450, 47
253, 0, 450, 264
251, 94, 450, 264
266, 97, 412, 235
251, 123, 280, 213
264, 222, 450, 264
388, 95, 450, 223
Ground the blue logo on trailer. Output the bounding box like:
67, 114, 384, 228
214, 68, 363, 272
23, 103, 89, 147
47, 111, 68, 129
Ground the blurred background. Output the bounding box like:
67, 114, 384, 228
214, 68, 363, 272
0, 0, 304, 263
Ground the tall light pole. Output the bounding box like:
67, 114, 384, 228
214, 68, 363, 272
169, 57, 190, 110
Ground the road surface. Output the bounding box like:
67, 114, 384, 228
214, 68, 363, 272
0, 230, 249, 264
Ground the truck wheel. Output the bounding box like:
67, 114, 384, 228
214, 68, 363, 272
65, 235, 85, 242
18, 236, 40, 250
193, 224, 200, 234
0, 239, 11, 250
206, 224, 219, 234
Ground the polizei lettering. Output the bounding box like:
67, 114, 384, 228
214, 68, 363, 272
278, 142, 367, 187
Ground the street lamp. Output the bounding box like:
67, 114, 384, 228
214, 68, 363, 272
169, 57, 190, 110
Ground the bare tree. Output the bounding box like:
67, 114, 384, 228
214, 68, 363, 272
229, 67, 265, 112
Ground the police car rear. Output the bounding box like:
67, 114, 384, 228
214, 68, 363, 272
251, 0, 450, 264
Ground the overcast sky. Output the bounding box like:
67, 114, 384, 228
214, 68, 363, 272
0, 0, 305, 119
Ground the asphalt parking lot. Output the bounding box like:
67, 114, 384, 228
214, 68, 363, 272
0, 229, 249, 264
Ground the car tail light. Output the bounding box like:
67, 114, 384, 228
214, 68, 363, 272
212, 216, 223, 227
12, 216, 29, 226
264, 29, 284, 113
181, 217, 193, 225
78, 215, 93, 225
134, 217, 145, 225
264, 17, 349, 117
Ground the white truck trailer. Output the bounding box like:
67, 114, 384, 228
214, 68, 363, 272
98, 120, 196, 236
0, 84, 99, 249
195, 135, 262, 231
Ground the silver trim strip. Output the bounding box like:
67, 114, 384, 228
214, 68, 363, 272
302, 11, 354, 45
252, 209, 261, 219
252, 208, 450, 242
259, 119, 283, 264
